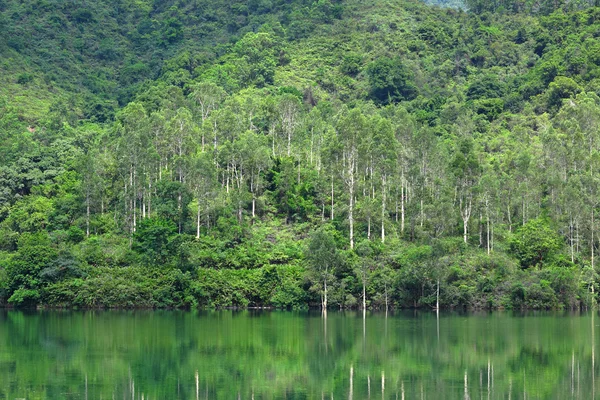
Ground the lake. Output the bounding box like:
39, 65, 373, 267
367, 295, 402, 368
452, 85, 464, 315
0, 310, 596, 399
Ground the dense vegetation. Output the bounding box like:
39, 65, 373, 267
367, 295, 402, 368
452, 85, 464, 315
2, 0, 600, 309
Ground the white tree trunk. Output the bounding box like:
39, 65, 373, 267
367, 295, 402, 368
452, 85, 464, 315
401, 179, 405, 234
349, 158, 355, 249
323, 279, 328, 310
196, 203, 201, 239
86, 191, 90, 238
460, 195, 472, 244
381, 175, 386, 243
362, 280, 366, 310
331, 175, 334, 220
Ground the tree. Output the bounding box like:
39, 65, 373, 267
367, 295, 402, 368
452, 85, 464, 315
189, 82, 226, 151
354, 240, 375, 310
115, 102, 151, 235
366, 57, 417, 104
132, 217, 177, 267
336, 108, 366, 249
450, 137, 481, 243
305, 226, 342, 309
510, 218, 562, 268
233, 32, 279, 87
371, 116, 397, 242
236, 130, 272, 219
189, 153, 218, 238
5, 232, 57, 307
278, 94, 301, 157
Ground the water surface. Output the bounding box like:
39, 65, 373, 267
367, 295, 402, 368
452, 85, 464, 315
0, 310, 596, 399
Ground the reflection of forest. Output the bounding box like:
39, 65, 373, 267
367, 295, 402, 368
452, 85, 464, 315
0, 311, 596, 399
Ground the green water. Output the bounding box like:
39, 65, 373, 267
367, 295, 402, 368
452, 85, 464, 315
0, 310, 597, 399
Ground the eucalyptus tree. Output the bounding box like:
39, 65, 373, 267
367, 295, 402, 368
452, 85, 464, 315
384, 106, 417, 235
79, 150, 101, 238
322, 119, 343, 221
188, 82, 226, 151
236, 130, 272, 220
210, 106, 244, 191
114, 102, 152, 234
450, 137, 481, 243
478, 163, 500, 254
304, 104, 331, 171
149, 110, 169, 181
336, 108, 367, 249
354, 240, 379, 310
167, 107, 197, 184
306, 226, 342, 309
411, 126, 443, 238
553, 92, 600, 270
278, 93, 302, 157
305, 105, 335, 218
371, 116, 397, 243
189, 152, 218, 238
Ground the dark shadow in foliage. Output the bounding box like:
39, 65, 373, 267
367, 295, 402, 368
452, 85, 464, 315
266, 157, 318, 223
154, 180, 192, 234
132, 217, 177, 267
39, 250, 85, 283
367, 57, 418, 105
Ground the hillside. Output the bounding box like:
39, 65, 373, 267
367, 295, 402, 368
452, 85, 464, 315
1, 0, 600, 309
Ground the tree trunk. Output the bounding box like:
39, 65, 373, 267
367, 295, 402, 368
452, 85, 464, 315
486, 198, 490, 255
570, 217, 574, 263
178, 191, 182, 234
86, 191, 90, 238
148, 180, 152, 217
401, 179, 405, 234
436, 279, 440, 310
381, 175, 386, 243
420, 198, 424, 228
349, 159, 355, 249
385, 283, 388, 312
323, 279, 328, 310
461, 195, 472, 244
362, 279, 366, 310
196, 202, 201, 239
331, 175, 334, 220
479, 211, 483, 248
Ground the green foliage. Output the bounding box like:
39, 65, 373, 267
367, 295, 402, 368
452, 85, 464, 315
1, 0, 600, 310
510, 218, 562, 268
7, 288, 40, 308
132, 218, 177, 267
44, 267, 195, 308
4, 232, 57, 306
366, 57, 418, 104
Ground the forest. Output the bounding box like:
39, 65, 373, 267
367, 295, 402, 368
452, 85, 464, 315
1, 0, 600, 309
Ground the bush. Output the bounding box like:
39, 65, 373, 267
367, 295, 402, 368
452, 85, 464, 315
510, 218, 562, 268
524, 281, 559, 309
43, 267, 195, 309
8, 288, 40, 307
